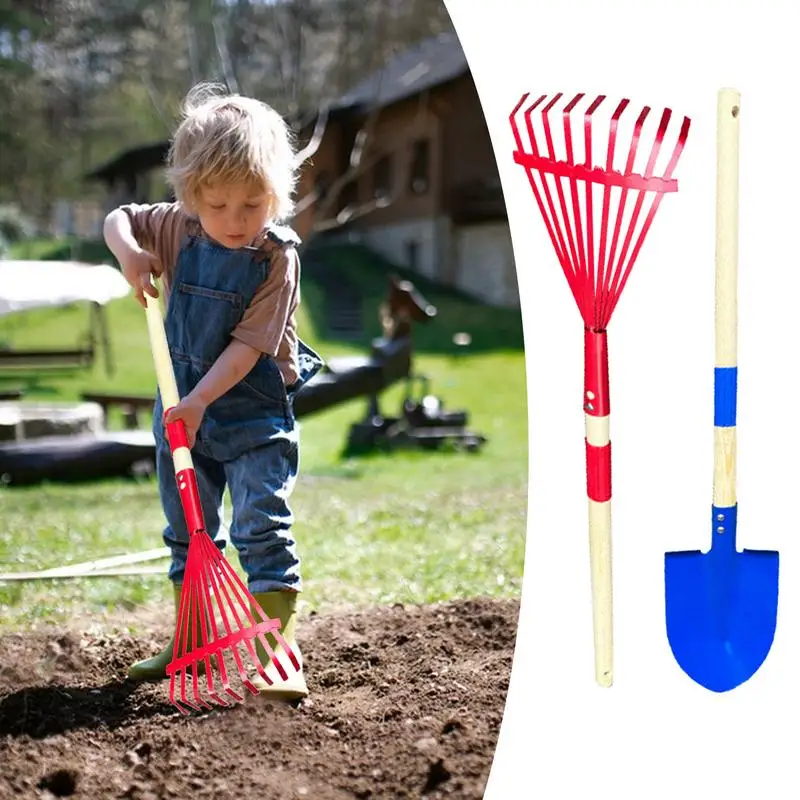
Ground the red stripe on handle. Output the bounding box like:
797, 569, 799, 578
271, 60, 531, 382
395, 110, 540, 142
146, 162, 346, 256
584, 328, 609, 417
165, 414, 189, 453
174, 467, 205, 535
586, 441, 612, 502
164, 412, 205, 536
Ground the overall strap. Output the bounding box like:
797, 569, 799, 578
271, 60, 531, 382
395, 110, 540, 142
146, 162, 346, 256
234, 224, 303, 273
265, 224, 302, 248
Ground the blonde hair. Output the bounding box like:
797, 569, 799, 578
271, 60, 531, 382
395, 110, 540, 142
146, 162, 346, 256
166, 83, 298, 222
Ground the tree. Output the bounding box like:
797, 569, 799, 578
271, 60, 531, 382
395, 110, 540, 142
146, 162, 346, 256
0, 0, 456, 228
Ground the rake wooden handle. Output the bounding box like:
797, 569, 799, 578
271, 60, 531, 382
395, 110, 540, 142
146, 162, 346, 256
144, 288, 206, 535
584, 329, 613, 687
144, 291, 180, 410
713, 88, 740, 509
587, 496, 612, 686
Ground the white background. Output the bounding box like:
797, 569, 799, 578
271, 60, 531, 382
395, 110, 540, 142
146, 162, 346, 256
444, 0, 799, 797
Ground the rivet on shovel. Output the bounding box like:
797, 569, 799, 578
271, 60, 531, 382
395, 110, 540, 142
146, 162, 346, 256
664, 88, 779, 693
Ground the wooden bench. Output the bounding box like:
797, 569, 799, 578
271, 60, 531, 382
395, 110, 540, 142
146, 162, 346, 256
0, 346, 94, 371
81, 392, 153, 430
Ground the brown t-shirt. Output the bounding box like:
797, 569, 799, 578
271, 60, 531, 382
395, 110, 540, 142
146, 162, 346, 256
120, 202, 301, 386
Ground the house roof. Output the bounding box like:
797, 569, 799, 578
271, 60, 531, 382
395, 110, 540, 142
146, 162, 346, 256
86, 141, 170, 183
86, 32, 469, 182
329, 30, 469, 113
85, 106, 317, 183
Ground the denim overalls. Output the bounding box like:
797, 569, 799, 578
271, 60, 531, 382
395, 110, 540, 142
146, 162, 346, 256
153, 223, 323, 594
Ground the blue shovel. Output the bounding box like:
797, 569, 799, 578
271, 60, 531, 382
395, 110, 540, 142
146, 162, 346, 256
664, 88, 779, 693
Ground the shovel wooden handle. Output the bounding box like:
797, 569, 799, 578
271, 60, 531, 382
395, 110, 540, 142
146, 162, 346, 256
713, 88, 740, 509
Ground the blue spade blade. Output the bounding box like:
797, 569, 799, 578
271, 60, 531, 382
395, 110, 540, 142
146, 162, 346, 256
665, 505, 779, 692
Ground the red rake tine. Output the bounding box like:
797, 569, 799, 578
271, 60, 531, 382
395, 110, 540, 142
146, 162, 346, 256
197, 537, 258, 698
195, 576, 219, 710
167, 533, 250, 711
177, 554, 218, 713
167, 521, 228, 712
192, 546, 240, 707
185, 575, 212, 711
207, 539, 297, 681
163, 434, 240, 713
190, 533, 297, 696
207, 566, 275, 691
168, 557, 202, 715
510, 91, 690, 687
196, 539, 247, 702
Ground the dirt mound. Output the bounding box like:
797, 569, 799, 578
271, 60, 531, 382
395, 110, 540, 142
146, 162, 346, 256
0, 598, 519, 799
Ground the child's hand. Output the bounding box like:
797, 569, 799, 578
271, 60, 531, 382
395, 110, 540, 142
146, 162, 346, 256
119, 247, 161, 307
164, 394, 208, 449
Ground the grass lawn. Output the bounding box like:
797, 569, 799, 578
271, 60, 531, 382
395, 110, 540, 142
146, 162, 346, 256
0, 238, 528, 633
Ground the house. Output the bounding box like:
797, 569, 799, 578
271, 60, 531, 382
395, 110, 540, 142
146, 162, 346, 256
85, 141, 173, 212
293, 32, 519, 309
84, 33, 519, 308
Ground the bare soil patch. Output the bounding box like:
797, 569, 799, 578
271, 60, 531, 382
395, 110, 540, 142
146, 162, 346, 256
0, 597, 518, 799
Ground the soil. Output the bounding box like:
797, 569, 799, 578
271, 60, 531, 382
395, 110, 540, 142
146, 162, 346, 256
0, 597, 519, 800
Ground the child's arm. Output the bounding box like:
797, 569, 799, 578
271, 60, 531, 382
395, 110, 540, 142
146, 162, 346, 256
163, 340, 261, 447
192, 340, 262, 406
103, 208, 162, 307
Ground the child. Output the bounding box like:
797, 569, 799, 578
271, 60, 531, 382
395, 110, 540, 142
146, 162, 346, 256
103, 83, 323, 701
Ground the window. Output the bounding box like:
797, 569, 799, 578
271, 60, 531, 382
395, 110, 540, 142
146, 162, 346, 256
372, 155, 393, 200
408, 139, 430, 195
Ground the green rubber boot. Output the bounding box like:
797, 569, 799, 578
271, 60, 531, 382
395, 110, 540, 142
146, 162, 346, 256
127, 584, 204, 682
251, 591, 308, 701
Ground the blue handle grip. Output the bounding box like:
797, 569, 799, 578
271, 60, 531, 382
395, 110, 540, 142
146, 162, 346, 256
714, 366, 737, 428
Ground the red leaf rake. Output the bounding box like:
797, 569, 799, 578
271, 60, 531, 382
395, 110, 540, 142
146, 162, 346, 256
143, 289, 301, 714
509, 92, 691, 686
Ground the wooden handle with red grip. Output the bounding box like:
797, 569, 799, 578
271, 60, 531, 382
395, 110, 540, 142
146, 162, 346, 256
583, 327, 613, 688
143, 289, 207, 536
